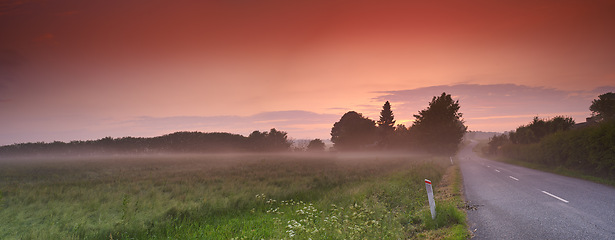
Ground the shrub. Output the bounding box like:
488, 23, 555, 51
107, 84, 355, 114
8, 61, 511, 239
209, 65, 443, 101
500, 120, 615, 180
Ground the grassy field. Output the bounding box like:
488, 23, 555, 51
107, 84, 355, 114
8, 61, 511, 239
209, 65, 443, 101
0, 152, 467, 239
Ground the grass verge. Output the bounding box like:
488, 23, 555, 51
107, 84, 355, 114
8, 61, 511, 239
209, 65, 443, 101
416, 160, 469, 240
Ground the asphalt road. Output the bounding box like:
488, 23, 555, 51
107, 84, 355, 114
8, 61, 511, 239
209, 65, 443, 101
459, 140, 615, 239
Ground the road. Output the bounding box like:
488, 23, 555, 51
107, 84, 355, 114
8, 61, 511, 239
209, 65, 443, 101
458, 140, 615, 239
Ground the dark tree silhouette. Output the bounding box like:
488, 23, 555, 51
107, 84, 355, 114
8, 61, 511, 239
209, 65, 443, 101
307, 139, 326, 151
266, 128, 292, 151
247, 128, 292, 152
247, 130, 267, 151
0, 131, 250, 156
389, 124, 411, 150
508, 116, 574, 144
377, 101, 396, 149
331, 111, 378, 151
487, 134, 509, 155
411, 92, 466, 155
590, 92, 615, 121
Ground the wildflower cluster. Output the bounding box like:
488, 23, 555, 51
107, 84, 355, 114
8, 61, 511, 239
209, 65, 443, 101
285, 202, 323, 238
323, 202, 382, 239
256, 194, 390, 239
255, 193, 267, 201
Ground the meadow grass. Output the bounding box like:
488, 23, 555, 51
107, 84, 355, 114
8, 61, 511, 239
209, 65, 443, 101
0, 152, 467, 239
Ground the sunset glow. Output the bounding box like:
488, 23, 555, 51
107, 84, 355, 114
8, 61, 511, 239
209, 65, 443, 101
1, 0, 615, 145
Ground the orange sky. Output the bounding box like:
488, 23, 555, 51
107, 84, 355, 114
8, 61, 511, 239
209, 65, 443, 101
1, 0, 615, 145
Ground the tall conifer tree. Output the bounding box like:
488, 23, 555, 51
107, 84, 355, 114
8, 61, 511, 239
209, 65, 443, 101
377, 101, 396, 148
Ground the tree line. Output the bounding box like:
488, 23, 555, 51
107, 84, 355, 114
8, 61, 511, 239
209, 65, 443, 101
486, 115, 576, 155
486, 92, 615, 180
0, 92, 467, 157
0, 129, 293, 157
330, 92, 467, 155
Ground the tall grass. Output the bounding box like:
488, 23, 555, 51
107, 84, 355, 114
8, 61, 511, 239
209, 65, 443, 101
0, 153, 462, 239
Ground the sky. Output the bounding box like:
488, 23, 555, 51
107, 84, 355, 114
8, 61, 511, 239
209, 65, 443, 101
1, 0, 615, 146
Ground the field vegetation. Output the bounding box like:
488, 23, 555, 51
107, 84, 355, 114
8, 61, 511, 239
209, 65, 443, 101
0, 153, 467, 239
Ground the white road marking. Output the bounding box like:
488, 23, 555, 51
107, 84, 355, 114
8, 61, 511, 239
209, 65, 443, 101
487, 165, 491, 168
541, 191, 569, 203
509, 176, 519, 181
495, 169, 500, 173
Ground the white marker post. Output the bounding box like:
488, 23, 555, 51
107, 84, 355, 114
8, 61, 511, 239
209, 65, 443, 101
450, 156, 454, 165
425, 179, 436, 219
